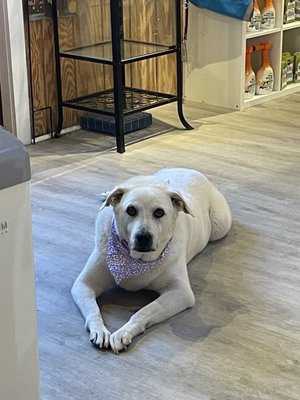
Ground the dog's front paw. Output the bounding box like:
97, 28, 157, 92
99, 191, 110, 202
87, 317, 111, 349
109, 328, 133, 354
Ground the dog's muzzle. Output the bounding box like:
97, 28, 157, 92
133, 231, 154, 253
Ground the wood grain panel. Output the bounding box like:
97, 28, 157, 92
156, 54, 177, 94
102, 0, 113, 89
58, 17, 78, 127
42, 19, 58, 131
74, 0, 106, 97
156, 0, 177, 94
128, 0, 157, 91
30, 20, 48, 136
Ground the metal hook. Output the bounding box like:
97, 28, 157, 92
183, 0, 189, 10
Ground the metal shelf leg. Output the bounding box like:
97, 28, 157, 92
177, 99, 193, 130
52, 0, 63, 138
110, 0, 125, 153
175, 0, 193, 131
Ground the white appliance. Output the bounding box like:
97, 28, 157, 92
0, 127, 40, 400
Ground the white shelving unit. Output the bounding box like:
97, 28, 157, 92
185, 1, 300, 110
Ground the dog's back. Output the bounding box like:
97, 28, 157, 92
155, 168, 232, 258
154, 168, 210, 193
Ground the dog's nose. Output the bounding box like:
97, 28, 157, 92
134, 231, 153, 252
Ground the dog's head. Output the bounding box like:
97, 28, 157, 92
100, 176, 193, 261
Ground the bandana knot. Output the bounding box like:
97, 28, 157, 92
107, 220, 171, 284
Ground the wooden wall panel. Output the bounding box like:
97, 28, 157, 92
30, 20, 48, 136
156, 0, 176, 94
58, 17, 78, 128
128, 0, 157, 91
156, 54, 177, 95
74, 0, 107, 97
42, 19, 58, 130
102, 0, 113, 90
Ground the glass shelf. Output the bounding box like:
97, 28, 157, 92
60, 40, 176, 64
63, 87, 177, 115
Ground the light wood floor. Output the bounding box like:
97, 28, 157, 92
28, 93, 300, 400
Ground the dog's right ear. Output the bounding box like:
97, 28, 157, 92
99, 187, 125, 211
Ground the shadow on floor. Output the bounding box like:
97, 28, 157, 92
28, 118, 174, 157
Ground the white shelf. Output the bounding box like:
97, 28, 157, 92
283, 21, 300, 31
246, 27, 281, 39
185, 1, 300, 110
243, 83, 300, 108
281, 81, 300, 93
244, 91, 281, 108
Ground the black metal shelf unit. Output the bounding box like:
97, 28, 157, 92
52, 0, 193, 153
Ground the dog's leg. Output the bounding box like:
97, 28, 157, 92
71, 249, 114, 348
109, 277, 195, 354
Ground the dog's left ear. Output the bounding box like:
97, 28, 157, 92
168, 191, 194, 216
99, 187, 125, 211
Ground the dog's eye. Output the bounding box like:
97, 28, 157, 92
153, 208, 165, 218
126, 206, 137, 217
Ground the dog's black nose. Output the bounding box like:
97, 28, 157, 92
134, 232, 153, 252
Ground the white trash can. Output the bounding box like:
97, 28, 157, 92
0, 127, 40, 400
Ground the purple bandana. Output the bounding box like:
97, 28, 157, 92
107, 220, 171, 284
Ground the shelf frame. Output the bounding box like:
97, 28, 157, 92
185, 2, 300, 111
51, 0, 193, 153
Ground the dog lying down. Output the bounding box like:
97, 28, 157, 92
71, 168, 232, 354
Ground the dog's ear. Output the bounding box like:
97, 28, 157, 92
99, 187, 125, 211
168, 191, 194, 216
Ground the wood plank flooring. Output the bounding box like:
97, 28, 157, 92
28, 94, 300, 400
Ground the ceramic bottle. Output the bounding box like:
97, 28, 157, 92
255, 43, 274, 95
245, 46, 256, 98
261, 0, 276, 29
247, 0, 262, 32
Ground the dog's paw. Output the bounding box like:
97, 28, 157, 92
109, 328, 133, 354
87, 317, 111, 349
99, 191, 110, 202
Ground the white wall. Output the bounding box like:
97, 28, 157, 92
184, 4, 244, 109
0, 0, 31, 144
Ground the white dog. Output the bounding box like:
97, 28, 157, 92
71, 168, 232, 354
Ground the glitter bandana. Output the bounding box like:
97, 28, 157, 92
106, 220, 171, 284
